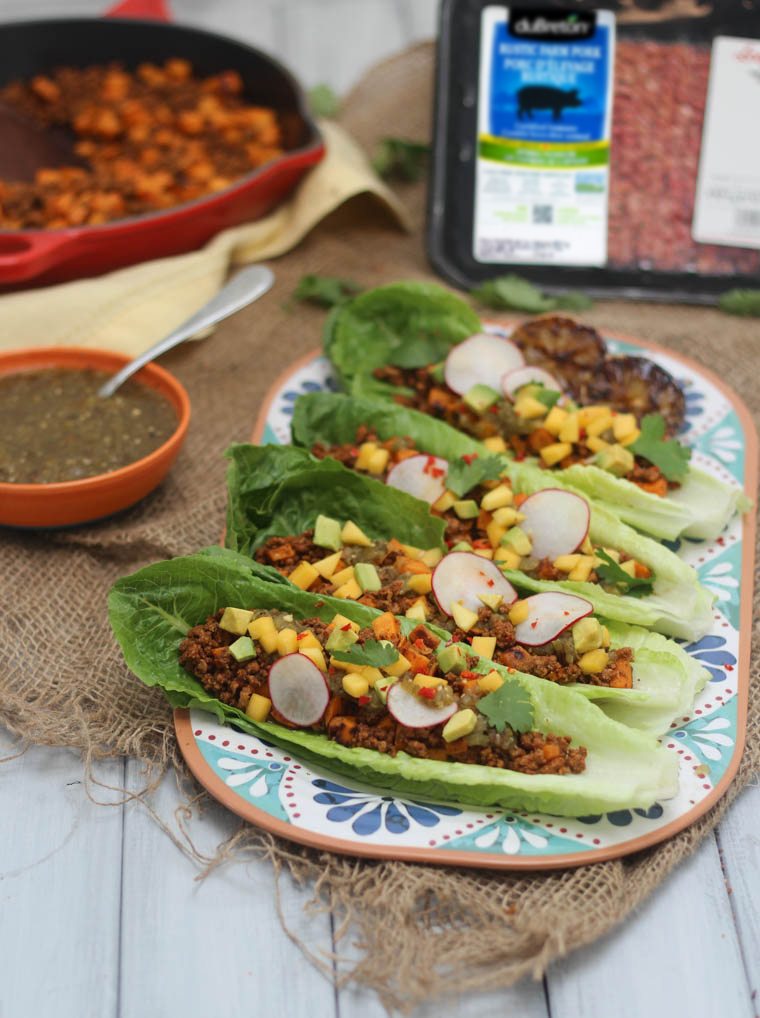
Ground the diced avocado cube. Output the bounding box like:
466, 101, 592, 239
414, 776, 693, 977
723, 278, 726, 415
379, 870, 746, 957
453, 499, 479, 520
325, 626, 359, 652
437, 644, 468, 674
501, 526, 532, 557
219, 607, 254, 636
450, 541, 473, 552
595, 443, 635, 477
355, 562, 381, 592
572, 617, 604, 654
314, 514, 343, 551
374, 675, 399, 704
463, 383, 501, 413
229, 636, 256, 662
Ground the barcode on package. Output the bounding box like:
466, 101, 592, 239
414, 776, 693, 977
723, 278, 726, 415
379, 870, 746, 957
735, 209, 760, 231
532, 204, 553, 225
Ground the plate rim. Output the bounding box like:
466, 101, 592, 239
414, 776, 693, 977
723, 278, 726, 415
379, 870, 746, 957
175, 323, 757, 869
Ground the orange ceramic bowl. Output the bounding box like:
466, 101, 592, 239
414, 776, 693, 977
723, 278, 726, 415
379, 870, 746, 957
0, 346, 190, 527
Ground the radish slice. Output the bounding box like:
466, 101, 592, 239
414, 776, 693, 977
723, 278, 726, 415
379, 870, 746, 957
387, 683, 458, 729
386, 454, 448, 504
432, 552, 518, 615
502, 365, 562, 401
513, 592, 593, 647
268, 654, 329, 726
444, 333, 524, 395
519, 489, 590, 560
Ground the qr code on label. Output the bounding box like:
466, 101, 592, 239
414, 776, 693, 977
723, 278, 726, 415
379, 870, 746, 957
532, 204, 553, 225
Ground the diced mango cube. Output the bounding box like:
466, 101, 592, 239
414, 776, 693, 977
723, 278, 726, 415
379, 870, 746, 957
586, 413, 614, 438
543, 405, 568, 436
559, 414, 580, 444
400, 543, 424, 559
471, 636, 496, 659
602, 547, 620, 563
613, 413, 638, 442
408, 573, 433, 595
354, 441, 378, 471
620, 560, 638, 578
296, 630, 321, 650
494, 547, 521, 569
450, 600, 479, 631
442, 708, 477, 742
405, 598, 428, 621
578, 405, 611, 427
580, 535, 594, 555
333, 578, 362, 599
330, 565, 355, 587
514, 395, 549, 420
483, 436, 507, 453
585, 436, 608, 454
477, 671, 504, 693
245, 693, 272, 723
432, 490, 457, 513
508, 600, 530, 625
601, 626, 611, 649
367, 448, 390, 475
360, 667, 384, 687
540, 442, 572, 467
486, 519, 507, 549
248, 615, 278, 653
330, 655, 358, 672
383, 652, 411, 677
298, 646, 327, 671
328, 613, 360, 632
579, 649, 609, 674
491, 506, 521, 528
568, 556, 594, 582
341, 520, 373, 547
219, 607, 254, 636
420, 548, 444, 568
413, 673, 446, 689
480, 484, 513, 511
620, 428, 641, 447
313, 551, 343, 579
288, 561, 319, 591
474, 548, 494, 560
553, 554, 581, 573
276, 628, 298, 656
478, 592, 504, 611
342, 673, 370, 698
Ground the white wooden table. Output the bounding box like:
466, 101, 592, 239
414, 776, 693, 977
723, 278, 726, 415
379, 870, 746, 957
1, 2, 759, 1015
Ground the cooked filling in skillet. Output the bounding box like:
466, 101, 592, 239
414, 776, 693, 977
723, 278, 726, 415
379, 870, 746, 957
310, 432, 654, 593
370, 316, 689, 497
253, 521, 634, 690
179, 608, 588, 774
0, 59, 285, 229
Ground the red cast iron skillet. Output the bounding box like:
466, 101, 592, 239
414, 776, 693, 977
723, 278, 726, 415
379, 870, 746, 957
0, 2, 324, 288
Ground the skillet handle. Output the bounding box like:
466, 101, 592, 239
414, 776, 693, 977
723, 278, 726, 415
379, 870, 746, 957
0, 233, 74, 284
104, 0, 172, 21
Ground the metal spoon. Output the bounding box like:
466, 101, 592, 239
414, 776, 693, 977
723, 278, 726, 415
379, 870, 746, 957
98, 264, 275, 398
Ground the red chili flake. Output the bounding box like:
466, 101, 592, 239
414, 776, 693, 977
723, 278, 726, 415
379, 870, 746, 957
431, 466, 445, 479
461, 670, 479, 680
418, 686, 437, 699
563, 611, 570, 616
414, 638, 428, 649
717, 536, 726, 546
340, 623, 352, 631
423, 456, 437, 476
296, 631, 309, 640
515, 452, 526, 462
379, 685, 388, 693
487, 578, 495, 587
530, 620, 538, 629
357, 695, 371, 706
579, 427, 587, 439
472, 539, 491, 549
462, 453, 479, 465
349, 446, 359, 457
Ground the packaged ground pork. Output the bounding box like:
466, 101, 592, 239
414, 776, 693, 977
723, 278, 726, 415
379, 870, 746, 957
429, 0, 760, 301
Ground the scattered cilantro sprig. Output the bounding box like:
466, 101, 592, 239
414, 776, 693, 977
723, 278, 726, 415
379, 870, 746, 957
532, 385, 561, 410
290, 274, 363, 309
372, 138, 430, 182
595, 550, 654, 598
478, 679, 534, 733
471, 274, 594, 314
331, 638, 398, 668
629, 413, 691, 482
445, 454, 505, 497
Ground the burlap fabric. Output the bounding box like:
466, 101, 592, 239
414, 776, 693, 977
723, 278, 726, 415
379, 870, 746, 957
2, 43, 759, 1014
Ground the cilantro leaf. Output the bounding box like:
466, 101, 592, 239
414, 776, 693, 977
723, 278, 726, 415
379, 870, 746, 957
332, 638, 399, 668
372, 138, 430, 182
718, 289, 760, 317
629, 413, 691, 482
471, 275, 593, 314
308, 84, 340, 118
533, 386, 561, 410
291, 275, 363, 309
595, 550, 654, 598
478, 679, 534, 733
445, 455, 505, 497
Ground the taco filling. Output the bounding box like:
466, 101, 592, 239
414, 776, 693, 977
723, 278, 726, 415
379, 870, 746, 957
253, 521, 634, 690
309, 434, 655, 593
178, 607, 588, 774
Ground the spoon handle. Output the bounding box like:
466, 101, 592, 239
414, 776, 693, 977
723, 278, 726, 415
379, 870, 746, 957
98, 264, 275, 397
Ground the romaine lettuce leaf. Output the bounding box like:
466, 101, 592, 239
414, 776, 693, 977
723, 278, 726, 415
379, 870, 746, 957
225, 443, 445, 557
108, 551, 677, 816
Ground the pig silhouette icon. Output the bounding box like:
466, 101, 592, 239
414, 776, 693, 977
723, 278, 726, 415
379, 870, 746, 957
517, 86, 583, 121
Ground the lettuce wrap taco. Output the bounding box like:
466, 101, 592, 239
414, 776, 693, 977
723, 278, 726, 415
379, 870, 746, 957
225, 443, 708, 734
108, 548, 678, 815
323, 281, 749, 541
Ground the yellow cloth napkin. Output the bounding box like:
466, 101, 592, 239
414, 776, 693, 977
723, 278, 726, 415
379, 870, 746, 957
0, 122, 409, 355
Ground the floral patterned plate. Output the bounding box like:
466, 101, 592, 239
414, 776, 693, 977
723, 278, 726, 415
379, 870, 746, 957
175, 326, 756, 869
